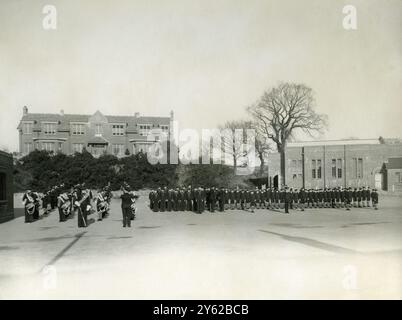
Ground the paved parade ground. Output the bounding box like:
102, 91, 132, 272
0, 193, 401, 299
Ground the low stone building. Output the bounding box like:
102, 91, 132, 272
383, 157, 402, 192
0, 150, 14, 223
266, 139, 402, 190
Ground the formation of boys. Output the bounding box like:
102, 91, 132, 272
22, 184, 380, 227
149, 186, 379, 213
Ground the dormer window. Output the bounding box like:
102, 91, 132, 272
43, 122, 56, 135
112, 124, 124, 136
138, 124, 152, 136
22, 122, 33, 134
95, 124, 102, 135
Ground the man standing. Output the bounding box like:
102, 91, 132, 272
299, 188, 306, 211
365, 186, 371, 207
371, 188, 379, 210
57, 188, 71, 222
74, 185, 90, 228
120, 185, 135, 227
284, 186, 290, 214
22, 190, 35, 223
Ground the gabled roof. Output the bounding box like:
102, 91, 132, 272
19, 112, 170, 126
386, 157, 402, 170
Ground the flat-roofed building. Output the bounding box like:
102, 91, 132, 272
266, 139, 402, 190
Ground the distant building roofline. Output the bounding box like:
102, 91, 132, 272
287, 138, 381, 147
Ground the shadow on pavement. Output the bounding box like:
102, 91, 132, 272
271, 223, 324, 229
258, 229, 358, 255
138, 226, 161, 229
0, 246, 19, 251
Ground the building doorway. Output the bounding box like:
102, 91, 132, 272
273, 175, 279, 189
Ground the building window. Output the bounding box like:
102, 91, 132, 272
72, 124, 85, 135
112, 124, 124, 136
43, 123, 56, 135
72, 143, 84, 153
331, 158, 343, 179
312, 159, 322, 179
331, 159, 336, 178
22, 122, 33, 134
24, 143, 33, 155
352, 158, 364, 179
138, 124, 152, 136
337, 159, 343, 178
161, 125, 169, 132
95, 124, 102, 135
317, 159, 322, 179
42, 142, 54, 152
396, 172, 402, 183
312, 160, 316, 179
357, 158, 363, 178
112, 144, 124, 156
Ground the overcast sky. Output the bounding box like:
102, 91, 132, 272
0, 0, 400, 152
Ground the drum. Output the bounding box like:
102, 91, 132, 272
61, 201, 71, 216
26, 202, 35, 215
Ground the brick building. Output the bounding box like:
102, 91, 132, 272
0, 150, 14, 223
267, 139, 402, 190
17, 107, 173, 157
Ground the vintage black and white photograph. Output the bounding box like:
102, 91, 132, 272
0, 0, 401, 301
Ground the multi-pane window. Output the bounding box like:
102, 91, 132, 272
312, 159, 322, 179
331, 158, 343, 178
138, 124, 152, 136
112, 124, 124, 136
43, 123, 56, 135
331, 159, 336, 178
24, 143, 33, 155
337, 159, 343, 178
72, 124, 85, 135
72, 143, 84, 153
357, 158, 363, 178
312, 160, 316, 179
112, 144, 124, 156
396, 172, 402, 183
352, 158, 364, 179
22, 122, 33, 134
95, 124, 102, 135
42, 142, 54, 152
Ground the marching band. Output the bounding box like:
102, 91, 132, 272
22, 181, 139, 228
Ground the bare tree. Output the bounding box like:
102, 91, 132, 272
218, 120, 254, 170
254, 127, 271, 175
248, 83, 327, 186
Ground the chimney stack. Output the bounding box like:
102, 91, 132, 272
60, 109, 64, 116
23, 106, 28, 115
134, 112, 140, 118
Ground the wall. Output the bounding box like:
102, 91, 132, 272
269, 143, 402, 189
0, 150, 14, 223
387, 169, 402, 192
